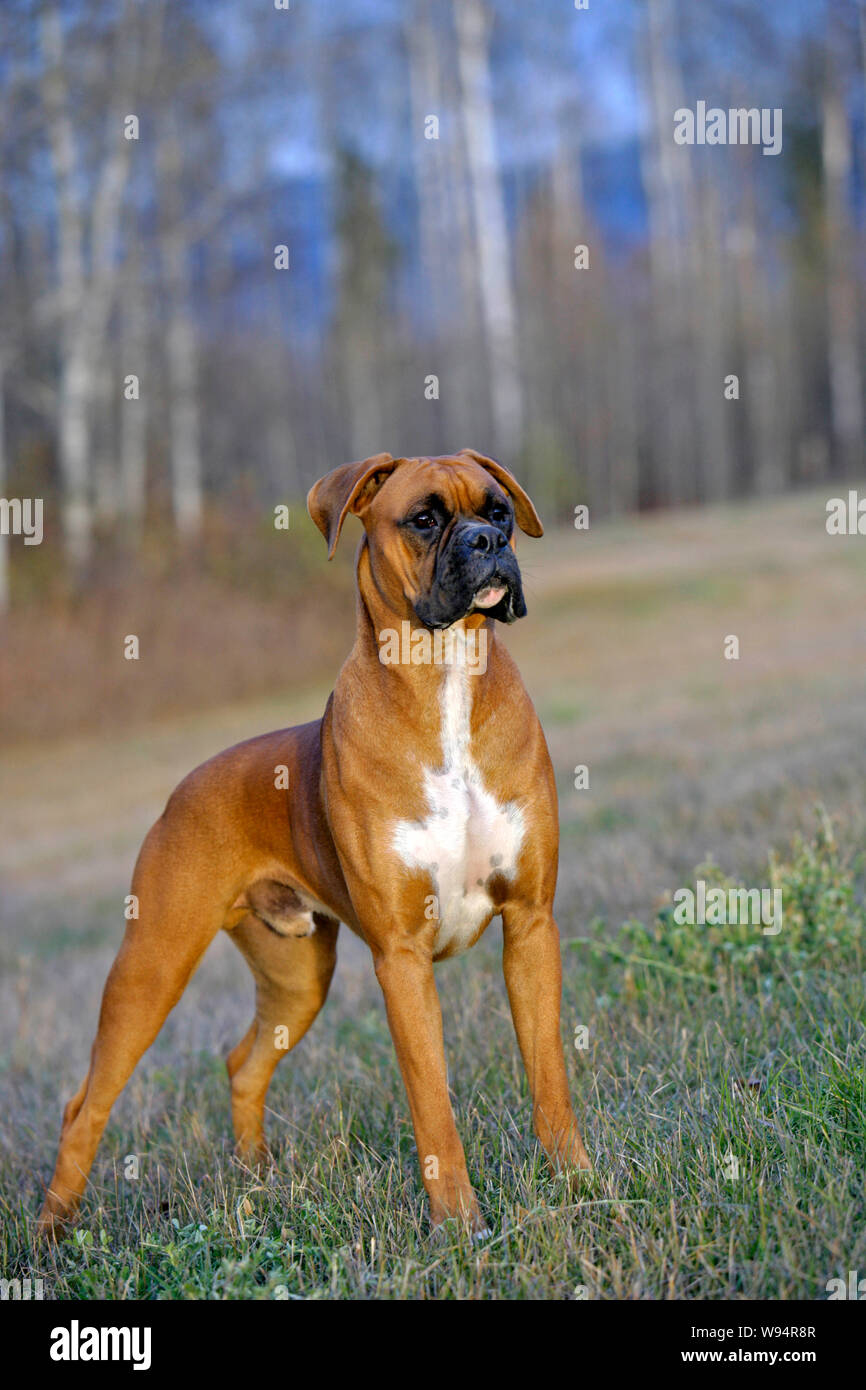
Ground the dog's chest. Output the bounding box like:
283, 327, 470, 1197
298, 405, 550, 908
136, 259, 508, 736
392, 654, 524, 958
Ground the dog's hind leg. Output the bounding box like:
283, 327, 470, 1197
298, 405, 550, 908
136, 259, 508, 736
36, 820, 228, 1236
226, 913, 338, 1162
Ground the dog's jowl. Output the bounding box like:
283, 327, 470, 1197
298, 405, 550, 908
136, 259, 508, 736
38, 449, 590, 1237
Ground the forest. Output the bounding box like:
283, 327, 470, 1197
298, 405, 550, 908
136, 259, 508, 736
0, 0, 863, 609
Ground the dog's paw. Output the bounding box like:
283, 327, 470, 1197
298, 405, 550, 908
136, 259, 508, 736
429, 1211, 491, 1245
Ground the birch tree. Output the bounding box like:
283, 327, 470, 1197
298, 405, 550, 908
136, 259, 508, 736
39, 2, 135, 566
453, 0, 524, 455
407, 0, 449, 335
822, 34, 863, 475
119, 231, 148, 535
640, 0, 695, 505
0, 352, 7, 613
157, 114, 203, 537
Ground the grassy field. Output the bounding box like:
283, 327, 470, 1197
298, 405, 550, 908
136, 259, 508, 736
1, 490, 864, 1299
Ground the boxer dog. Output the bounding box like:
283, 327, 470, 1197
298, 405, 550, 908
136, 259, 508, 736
38, 449, 590, 1237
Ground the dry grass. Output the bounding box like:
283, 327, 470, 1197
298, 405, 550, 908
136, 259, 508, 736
0, 512, 355, 744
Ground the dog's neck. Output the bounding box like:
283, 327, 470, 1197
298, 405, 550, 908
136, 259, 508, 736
350, 539, 496, 723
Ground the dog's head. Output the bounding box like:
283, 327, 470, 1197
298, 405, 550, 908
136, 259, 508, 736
307, 449, 543, 628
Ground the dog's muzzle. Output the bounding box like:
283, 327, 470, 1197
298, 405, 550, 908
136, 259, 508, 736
414, 521, 527, 629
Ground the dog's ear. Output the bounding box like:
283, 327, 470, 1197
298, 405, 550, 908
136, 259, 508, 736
457, 448, 544, 537
307, 453, 400, 558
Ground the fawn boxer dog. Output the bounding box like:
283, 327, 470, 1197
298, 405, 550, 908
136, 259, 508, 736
37, 449, 590, 1236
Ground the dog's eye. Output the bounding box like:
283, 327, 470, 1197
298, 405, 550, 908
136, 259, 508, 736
489, 505, 510, 528
412, 511, 438, 531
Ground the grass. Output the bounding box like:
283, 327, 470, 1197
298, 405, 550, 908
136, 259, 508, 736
1, 490, 865, 1299
1, 814, 863, 1300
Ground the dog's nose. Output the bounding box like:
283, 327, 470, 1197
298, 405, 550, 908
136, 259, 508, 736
462, 523, 507, 554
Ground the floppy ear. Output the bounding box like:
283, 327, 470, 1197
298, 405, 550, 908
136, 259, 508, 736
457, 448, 544, 537
307, 453, 399, 558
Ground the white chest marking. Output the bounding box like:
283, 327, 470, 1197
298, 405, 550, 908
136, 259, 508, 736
392, 634, 524, 957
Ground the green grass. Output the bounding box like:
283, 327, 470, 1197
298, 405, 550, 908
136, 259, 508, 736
3, 813, 863, 1300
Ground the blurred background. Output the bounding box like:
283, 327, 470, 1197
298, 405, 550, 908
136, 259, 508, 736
0, 0, 864, 615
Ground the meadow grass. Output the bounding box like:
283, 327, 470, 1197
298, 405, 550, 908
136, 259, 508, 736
2, 813, 863, 1300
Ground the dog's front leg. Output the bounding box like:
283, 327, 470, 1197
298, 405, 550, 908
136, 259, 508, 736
373, 938, 482, 1232
502, 905, 591, 1179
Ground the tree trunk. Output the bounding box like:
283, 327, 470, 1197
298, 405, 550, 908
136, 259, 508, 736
822, 75, 863, 476
165, 240, 203, 536
640, 0, 696, 506
407, 0, 448, 334
734, 176, 784, 495
40, 6, 91, 566
40, 3, 133, 567
120, 240, 148, 535
443, 60, 486, 448
453, 0, 523, 456
158, 123, 203, 537
690, 177, 732, 500
0, 352, 7, 613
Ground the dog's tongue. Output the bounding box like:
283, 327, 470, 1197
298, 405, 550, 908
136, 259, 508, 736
474, 585, 507, 609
